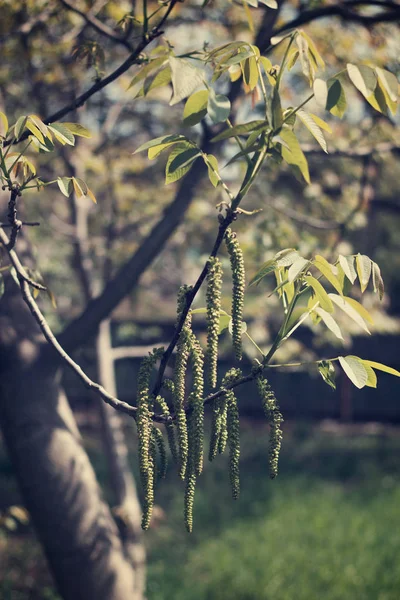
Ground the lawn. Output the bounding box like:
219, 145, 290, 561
1, 420, 400, 599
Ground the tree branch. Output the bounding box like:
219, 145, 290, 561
5, 0, 178, 146
271, 0, 400, 42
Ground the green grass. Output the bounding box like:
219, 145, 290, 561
1, 422, 400, 600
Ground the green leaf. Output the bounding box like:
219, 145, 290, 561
0, 111, 8, 137
169, 57, 204, 106
314, 255, 342, 294
371, 261, 384, 301
276, 248, 300, 267
62, 123, 92, 138
338, 255, 357, 284
211, 120, 267, 142
288, 257, 309, 282
242, 56, 259, 91
205, 154, 220, 187
313, 78, 328, 108
14, 116, 28, 140
297, 109, 327, 153
128, 57, 166, 90
279, 128, 310, 184
258, 0, 278, 7
374, 67, 398, 115
271, 87, 283, 130
339, 356, 368, 389
327, 80, 347, 118
191, 307, 231, 334
72, 177, 88, 199
329, 294, 370, 334
342, 295, 373, 325
207, 90, 231, 124
296, 34, 312, 84
363, 363, 377, 388
355, 254, 372, 293
165, 143, 198, 184
309, 113, 332, 133
28, 115, 49, 138
361, 360, 400, 378
346, 64, 377, 100
318, 360, 336, 390
26, 120, 45, 144
0, 273, 4, 300
48, 123, 75, 146
183, 90, 209, 126
57, 177, 73, 197
248, 259, 277, 287
133, 134, 187, 155
300, 31, 325, 70
168, 146, 200, 173
315, 307, 343, 340
305, 275, 334, 313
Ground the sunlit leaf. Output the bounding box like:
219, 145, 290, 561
347, 64, 377, 99
183, 90, 209, 126
278, 128, 310, 183
338, 255, 357, 284
242, 56, 259, 91
62, 123, 92, 138
363, 363, 377, 388
338, 355, 368, 388
57, 177, 73, 197
305, 275, 334, 313
169, 57, 204, 105
297, 109, 327, 152
165, 143, 199, 184
133, 134, 187, 154
313, 78, 328, 108
48, 123, 75, 146
14, 116, 28, 140
362, 360, 400, 378
327, 80, 347, 118
211, 120, 267, 142
309, 113, 332, 133
314, 255, 342, 294
205, 154, 220, 187
315, 307, 343, 340
356, 254, 372, 292
329, 294, 370, 334
0, 111, 8, 137
288, 257, 309, 282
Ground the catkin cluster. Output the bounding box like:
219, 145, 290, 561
224, 229, 245, 361
206, 256, 223, 388
156, 394, 178, 463
136, 347, 164, 530
256, 376, 284, 479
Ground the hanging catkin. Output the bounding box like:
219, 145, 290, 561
187, 331, 205, 476
184, 469, 197, 533
208, 399, 222, 462
227, 390, 240, 499
173, 286, 193, 479
152, 425, 167, 480
156, 395, 178, 463
256, 376, 284, 479
206, 256, 223, 388
136, 347, 164, 530
224, 229, 245, 360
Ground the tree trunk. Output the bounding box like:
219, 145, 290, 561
96, 319, 146, 597
0, 283, 140, 600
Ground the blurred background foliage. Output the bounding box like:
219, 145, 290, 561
0, 0, 399, 598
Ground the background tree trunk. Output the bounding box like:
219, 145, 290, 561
0, 283, 140, 600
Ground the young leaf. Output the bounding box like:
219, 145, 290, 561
211, 120, 267, 142
338, 255, 357, 284
169, 57, 204, 106
342, 296, 373, 325
374, 67, 398, 115
133, 134, 187, 155
309, 113, 332, 134
363, 363, 377, 388
128, 57, 166, 90
14, 116, 28, 140
258, 0, 278, 7
72, 177, 88, 199
313, 255, 342, 294
304, 275, 334, 313
297, 109, 327, 153
48, 123, 75, 146
183, 90, 209, 126
300, 31, 325, 70
361, 360, 400, 378
249, 259, 277, 287
276, 248, 300, 267
288, 257, 309, 282
207, 90, 231, 124
315, 307, 344, 340
205, 154, 220, 187
338, 356, 368, 389
328, 294, 370, 334
355, 254, 372, 293
371, 262, 384, 300
327, 80, 347, 118
313, 78, 328, 109
143, 66, 172, 96
318, 360, 336, 390
165, 143, 199, 184
296, 34, 312, 84
242, 56, 259, 91
62, 123, 92, 138
0, 112, 8, 137
346, 64, 377, 100
271, 87, 283, 129
278, 128, 310, 184
57, 177, 73, 197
